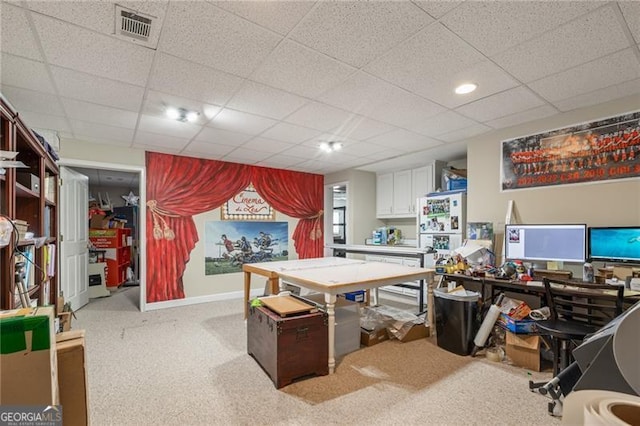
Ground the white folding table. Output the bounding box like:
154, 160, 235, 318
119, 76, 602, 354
243, 257, 435, 373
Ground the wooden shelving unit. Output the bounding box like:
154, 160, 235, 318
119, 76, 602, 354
1, 95, 59, 310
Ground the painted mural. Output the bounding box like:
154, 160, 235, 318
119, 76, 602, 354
205, 221, 289, 275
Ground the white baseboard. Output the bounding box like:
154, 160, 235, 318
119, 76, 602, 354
144, 288, 265, 311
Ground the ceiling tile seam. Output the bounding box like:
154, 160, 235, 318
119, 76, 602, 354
612, 2, 640, 64
451, 2, 617, 61
521, 44, 640, 102
549, 78, 640, 111
20, 5, 75, 139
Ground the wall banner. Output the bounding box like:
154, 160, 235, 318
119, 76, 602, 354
501, 111, 640, 191
221, 184, 274, 220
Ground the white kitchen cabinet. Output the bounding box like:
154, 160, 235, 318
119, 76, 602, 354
376, 172, 394, 217
376, 161, 445, 219
365, 255, 423, 301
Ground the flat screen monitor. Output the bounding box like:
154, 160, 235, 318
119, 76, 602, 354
505, 224, 587, 263
588, 227, 640, 264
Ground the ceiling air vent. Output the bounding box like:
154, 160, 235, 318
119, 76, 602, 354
115, 5, 156, 46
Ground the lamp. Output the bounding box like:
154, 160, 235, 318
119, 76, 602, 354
166, 107, 199, 123
320, 141, 343, 152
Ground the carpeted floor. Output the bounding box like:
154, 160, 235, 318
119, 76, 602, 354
75, 288, 560, 425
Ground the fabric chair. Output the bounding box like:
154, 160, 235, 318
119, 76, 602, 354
536, 278, 625, 376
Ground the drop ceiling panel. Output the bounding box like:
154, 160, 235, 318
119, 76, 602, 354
260, 122, 320, 144
51, 66, 145, 112
365, 23, 519, 108
406, 111, 479, 138
32, 13, 155, 86
131, 143, 182, 155
552, 78, 640, 112
137, 114, 202, 140
149, 54, 244, 106
366, 129, 441, 152
330, 116, 396, 142
365, 90, 445, 129
456, 86, 546, 122
61, 98, 139, 129
528, 48, 640, 103
207, 108, 277, 135
158, 2, 281, 78
1, 54, 56, 94
492, 6, 630, 83
486, 105, 559, 130
255, 154, 306, 169
620, 2, 640, 44
251, 39, 356, 98
0, 3, 43, 60
412, 1, 463, 19
70, 119, 135, 144
181, 140, 236, 158
0, 85, 64, 116
436, 123, 492, 143
134, 130, 191, 151
284, 102, 355, 132
223, 147, 274, 163
226, 81, 308, 119
240, 137, 295, 153
210, 1, 316, 36
441, 1, 604, 57
194, 126, 253, 146
279, 143, 323, 159
18, 111, 72, 133
289, 1, 434, 68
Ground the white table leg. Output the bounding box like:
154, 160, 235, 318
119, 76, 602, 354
324, 293, 337, 374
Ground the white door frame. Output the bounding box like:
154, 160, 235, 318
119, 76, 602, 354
58, 158, 147, 312
324, 181, 349, 257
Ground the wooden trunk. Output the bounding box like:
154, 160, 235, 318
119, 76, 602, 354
247, 305, 328, 388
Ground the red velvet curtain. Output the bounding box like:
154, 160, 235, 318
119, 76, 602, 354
146, 152, 250, 302
251, 167, 324, 259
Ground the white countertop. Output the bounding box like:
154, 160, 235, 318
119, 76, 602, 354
326, 243, 432, 256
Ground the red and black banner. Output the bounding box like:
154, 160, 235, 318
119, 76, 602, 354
501, 111, 640, 191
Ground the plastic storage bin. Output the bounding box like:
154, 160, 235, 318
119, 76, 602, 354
434, 287, 480, 356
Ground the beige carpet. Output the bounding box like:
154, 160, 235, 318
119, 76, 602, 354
75, 288, 560, 425
282, 338, 471, 404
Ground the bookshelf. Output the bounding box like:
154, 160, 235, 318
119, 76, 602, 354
0, 95, 59, 310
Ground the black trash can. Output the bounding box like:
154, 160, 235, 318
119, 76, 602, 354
434, 287, 480, 356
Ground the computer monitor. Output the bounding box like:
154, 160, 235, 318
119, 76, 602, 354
504, 224, 587, 263
588, 226, 640, 264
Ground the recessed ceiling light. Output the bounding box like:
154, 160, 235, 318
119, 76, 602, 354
455, 83, 477, 95
185, 111, 199, 122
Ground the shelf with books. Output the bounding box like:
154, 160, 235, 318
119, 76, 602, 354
0, 94, 59, 310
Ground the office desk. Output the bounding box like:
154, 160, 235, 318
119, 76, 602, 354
442, 274, 640, 308
243, 257, 435, 373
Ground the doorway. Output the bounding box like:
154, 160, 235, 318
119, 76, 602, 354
59, 160, 146, 312
324, 182, 348, 257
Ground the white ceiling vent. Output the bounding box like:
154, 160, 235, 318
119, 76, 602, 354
114, 5, 157, 48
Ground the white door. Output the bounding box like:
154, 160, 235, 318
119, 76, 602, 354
60, 167, 89, 310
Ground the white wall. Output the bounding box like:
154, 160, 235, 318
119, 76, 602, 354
60, 139, 145, 166
325, 169, 380, 245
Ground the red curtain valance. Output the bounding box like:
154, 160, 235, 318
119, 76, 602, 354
145, 152, 324, 303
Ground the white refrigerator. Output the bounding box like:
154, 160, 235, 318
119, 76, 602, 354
417, 190, 467, 267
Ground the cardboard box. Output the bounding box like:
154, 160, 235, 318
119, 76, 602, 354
395, 323, 430, 343
360, 328, 389, 346
505, 331, 541, 371
56, 330, 89, 426
0, 306, 59, 405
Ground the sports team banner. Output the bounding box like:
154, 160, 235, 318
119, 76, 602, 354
501, 111, 640, 191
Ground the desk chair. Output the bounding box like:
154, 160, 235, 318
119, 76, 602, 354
529, 278, 624, 416
536, 278, 624, 376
